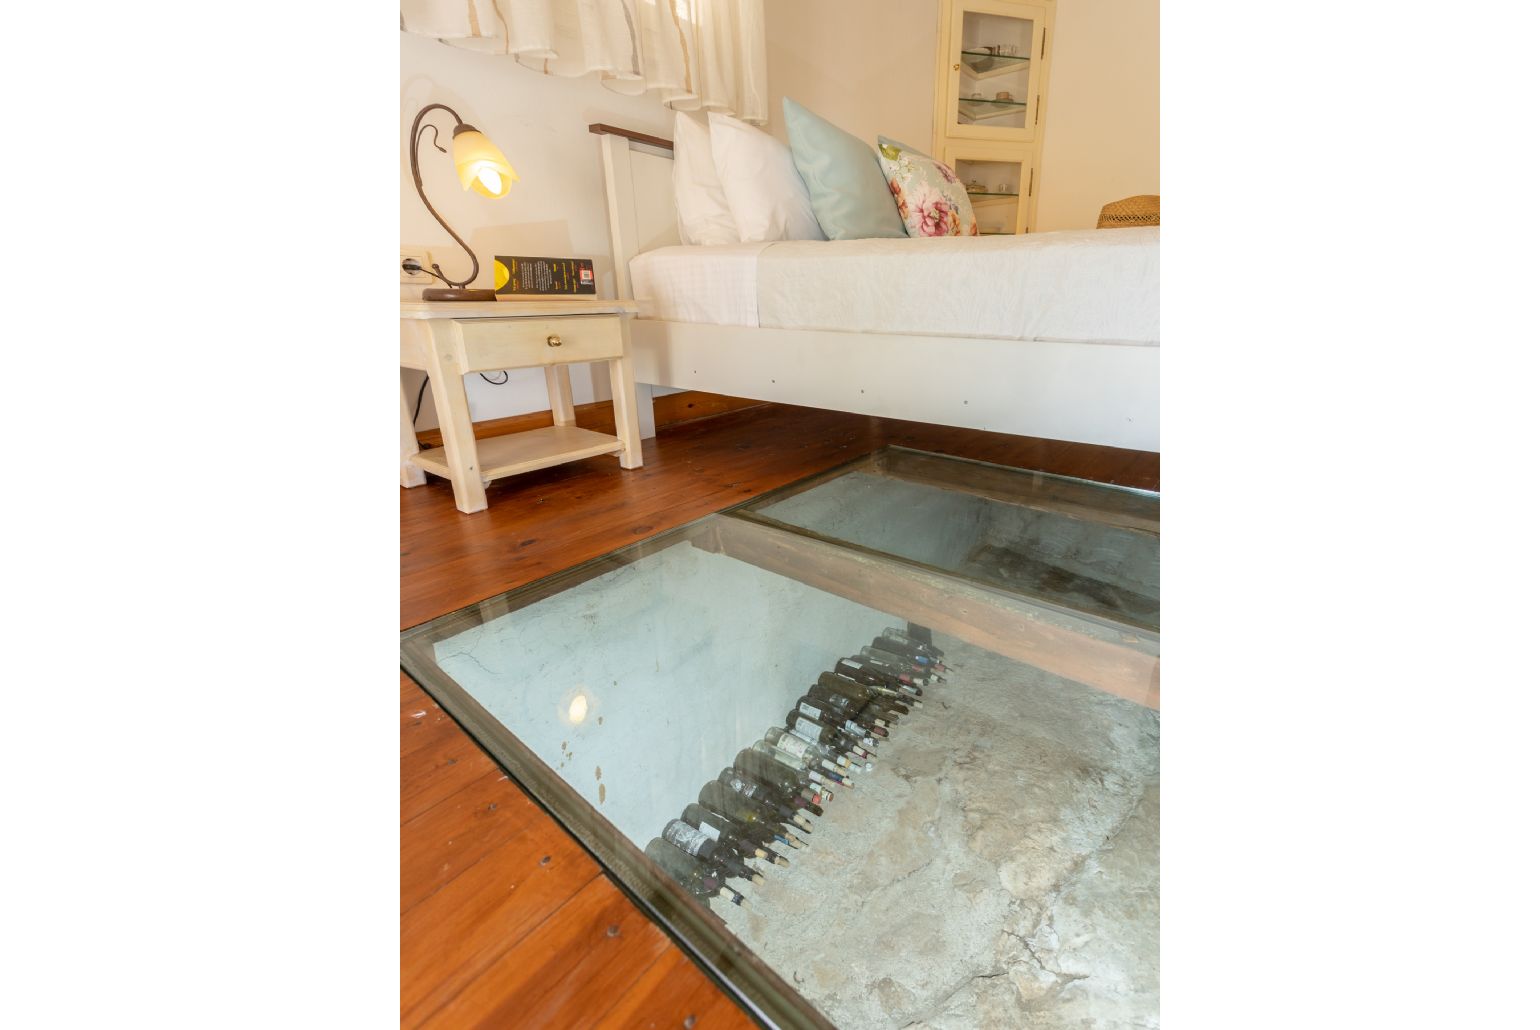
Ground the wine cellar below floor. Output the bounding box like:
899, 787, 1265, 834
714, 632, 1158, 1029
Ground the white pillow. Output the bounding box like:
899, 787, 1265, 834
671, 112, 739, 246
707, 111, 826, 243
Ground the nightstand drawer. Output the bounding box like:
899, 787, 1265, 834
454, 314, 623, 371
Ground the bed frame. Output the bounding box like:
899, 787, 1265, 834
590, 124, 1159, 452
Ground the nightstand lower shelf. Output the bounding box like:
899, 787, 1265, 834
411, 425, 623, 483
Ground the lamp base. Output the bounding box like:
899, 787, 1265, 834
422, 287, 498, 302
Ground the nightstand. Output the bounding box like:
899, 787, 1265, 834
400, 300, 645, 514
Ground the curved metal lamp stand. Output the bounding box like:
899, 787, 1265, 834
410, 103, 497, 302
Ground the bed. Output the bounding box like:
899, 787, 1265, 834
591, 124, 1159, 452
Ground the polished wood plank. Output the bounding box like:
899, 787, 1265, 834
401, 765, 544, 914
422, 876, 674, 1029
400, 716, 497, 825
401, 401, 1158, 1027
413, 389, 766, 448
593, 949, 753, 1030
401, 806, 599, 1025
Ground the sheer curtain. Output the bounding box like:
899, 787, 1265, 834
401, 0, 768, 124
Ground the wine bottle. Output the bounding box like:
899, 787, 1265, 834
682, 802, 789, 867
820, 669, 912, 715
662, 818, 764, 884
869, 634, 940, 670
836, 658, 925, 703
779, 713, 861, 767
830, 659, 916, 697
645, 837, 744, 905
804, 685, 890, 735
837, 654, 915, 688
717, 766, 816, 830
809, 684, 898, 735
858, 646, 931, 685
762, 726, 848, 777
793, 696, 880, 751
882, 626, 947, 667
750, 739, 846, 793
764, 728, 854, 788
734, 749, 829, 813
859, 646, 939, 687
698, 780, 809, 849
785, 705, 874, 763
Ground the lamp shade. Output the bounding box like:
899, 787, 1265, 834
451, 126, 518, 198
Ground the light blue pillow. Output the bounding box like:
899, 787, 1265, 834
783, 98, 907, 240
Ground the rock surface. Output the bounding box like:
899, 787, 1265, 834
716, 634, 1159, 1029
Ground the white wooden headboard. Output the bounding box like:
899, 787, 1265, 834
589, 124, 679, 300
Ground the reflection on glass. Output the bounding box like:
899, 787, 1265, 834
749, 452, 1159, 632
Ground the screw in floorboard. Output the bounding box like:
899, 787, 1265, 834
607, 924, 621, 937
539, 855, 551, 867
683, 1017, 697, 1029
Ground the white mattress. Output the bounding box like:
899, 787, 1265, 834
628, 229, 1158, 345
628, 242, 770, 328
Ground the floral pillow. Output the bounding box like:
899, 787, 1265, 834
876, 136, 979, 238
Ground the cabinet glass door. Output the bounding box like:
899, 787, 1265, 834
944, 0, 1046, 142
943, 141, 1034, 234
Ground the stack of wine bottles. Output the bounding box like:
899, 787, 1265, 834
644, 626, 951, 907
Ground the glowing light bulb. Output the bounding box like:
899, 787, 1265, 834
567, 694, 589, 723
475, 165, 503, 195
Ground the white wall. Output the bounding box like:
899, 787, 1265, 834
763, 0, 938, 147
1035, 0, 1160, 231
401, 31, 674, 429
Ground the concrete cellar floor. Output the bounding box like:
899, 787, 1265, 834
716, 634, 1159, 1029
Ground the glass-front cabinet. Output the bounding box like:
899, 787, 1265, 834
942, 140, 1035, 235
941, 0, 1047, 142
933, 0, 1052, 232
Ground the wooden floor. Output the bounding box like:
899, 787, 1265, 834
401, 402, 1159, 1028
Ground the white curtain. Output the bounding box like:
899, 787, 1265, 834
401, 0, 768, 124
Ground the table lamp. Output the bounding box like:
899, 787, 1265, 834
407, 103, 517, 301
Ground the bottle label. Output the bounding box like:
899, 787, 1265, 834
798, 701, 821, 719
728, 774, 759, 799
776, 734, 810, 759
664, 822, 711, 857
795, 716, 825, 740
697, 821, 721, 842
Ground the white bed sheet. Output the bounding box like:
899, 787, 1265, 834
759, 229, 1158, 344
628, 229, 1158, 345
628, 242, 770, 328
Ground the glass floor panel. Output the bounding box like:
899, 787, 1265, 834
742, 448, 1159, 634
401, 450, 1159, 1029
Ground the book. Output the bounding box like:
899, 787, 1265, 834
493, 255, 596, 297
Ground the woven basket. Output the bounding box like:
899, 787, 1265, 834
1097, 195, 1160, 229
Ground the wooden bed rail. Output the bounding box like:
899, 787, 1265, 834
587, 123, 674, 151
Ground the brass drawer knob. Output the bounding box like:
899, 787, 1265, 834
546, 334, 562, 347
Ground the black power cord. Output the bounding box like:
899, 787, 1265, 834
410, 371, 513, 428
412, 375, 431, 425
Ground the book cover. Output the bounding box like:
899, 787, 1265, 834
493, 256, 597, 297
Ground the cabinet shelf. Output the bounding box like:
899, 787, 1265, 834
960, 50, 1031, 81
958, 98, 1027, 124
963, 190, 1019, 198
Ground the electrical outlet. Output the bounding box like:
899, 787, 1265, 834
401, 249, 434, 285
